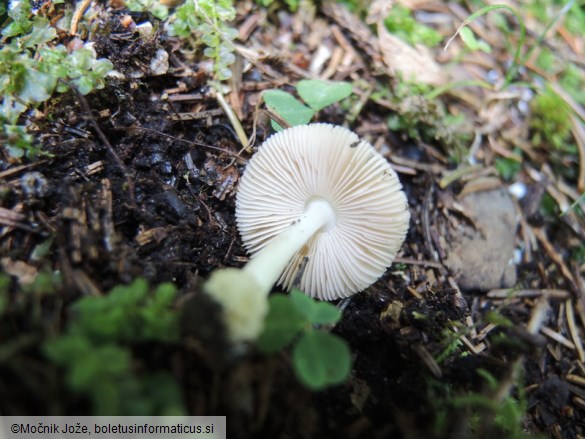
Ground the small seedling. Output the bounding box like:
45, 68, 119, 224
257, 289, 351, 391
44, 279, 184, 415
126, 0, 169, 20
458, 27, 491, 53
0, 0, 113, 158
444, 4, 525, 86
169, 0, 237, 81
263, 79, 353, 131
452, 368, 532, 439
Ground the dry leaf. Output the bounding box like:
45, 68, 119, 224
367, 0, 445, 85
366, 0, 394, 24
1, 258, 38, 285
377, 23, 445, 85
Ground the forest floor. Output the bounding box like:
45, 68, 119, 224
1, 0, 585, 438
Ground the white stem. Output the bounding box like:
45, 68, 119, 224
243, 198, 335, 295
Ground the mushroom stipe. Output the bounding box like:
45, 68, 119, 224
204, 123, 410, 341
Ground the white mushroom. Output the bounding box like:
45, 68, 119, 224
204, 123, 409, 340
237, 123, 410, 299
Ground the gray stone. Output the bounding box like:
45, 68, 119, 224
444, 188, 518, 290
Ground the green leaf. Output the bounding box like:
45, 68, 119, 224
494, 156, 521, 181
257, 294, 306, 353
459, 27, 491, 53
24, 17, 57, 47
289, 289, 342, 324
30, 236, 54, 261
2, 0, 33, 38
297, 80, 352, 112
263, 90, 314, 131
476, 368, 499, 391
126, 0, 169, 20
292, 331, 351, 390
19, 69, 56, 103
444, 4, 525, 86
152, 283, 177, 307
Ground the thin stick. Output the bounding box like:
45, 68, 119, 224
214, 87, 250, 152
70, 0, 92, 35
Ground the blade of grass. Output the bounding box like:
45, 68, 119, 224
444, 4, 525, 87
424, 79, 494, 100
523, 0, 575, 65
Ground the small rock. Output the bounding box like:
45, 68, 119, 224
444, 188, 518, 290
150, 49, 169, 76
20, 172, 49, 198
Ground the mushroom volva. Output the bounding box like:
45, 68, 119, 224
204, 123, 410, 341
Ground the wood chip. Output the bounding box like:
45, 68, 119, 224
238, 11, 263, 41
413, 343, 442, 378
0, 206, 27, 225
476, 323, 497, 341
541, 326, 576, 350
72, 268, 102, 296
566, 374, 585, 388
167, 93, 205, 102
459, 335, 486, 354
170, 109, 223, 121
486, 289, 570, 300
135, 227, 169, 246
534, 227, 580, 292
85, 161, 104, 176
406, 286, 423, 300
0, 161, 44, 179
321, 2, 384, 72
572, 396, 585, 411
1, 258, 38, 284
459, 176, 502, 196
393, 256, 444, 269
566, 299, 585, 362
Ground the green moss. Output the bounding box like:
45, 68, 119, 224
530, 86, 573, 151
560, 63, 585, 105
384, 5, 442, 47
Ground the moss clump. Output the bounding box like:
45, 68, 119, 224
530, 86, 573, 152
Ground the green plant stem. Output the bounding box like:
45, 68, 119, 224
522, 0, 575, 67
424, 79, 494, 100
439, 164, 484, 188
213, 85, 250, 151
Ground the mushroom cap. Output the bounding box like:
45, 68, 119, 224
236, 123, 410, 300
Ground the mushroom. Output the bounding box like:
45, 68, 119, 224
205, 123, 409, 341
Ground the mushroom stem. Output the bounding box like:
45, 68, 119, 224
243, 198, 336, 295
